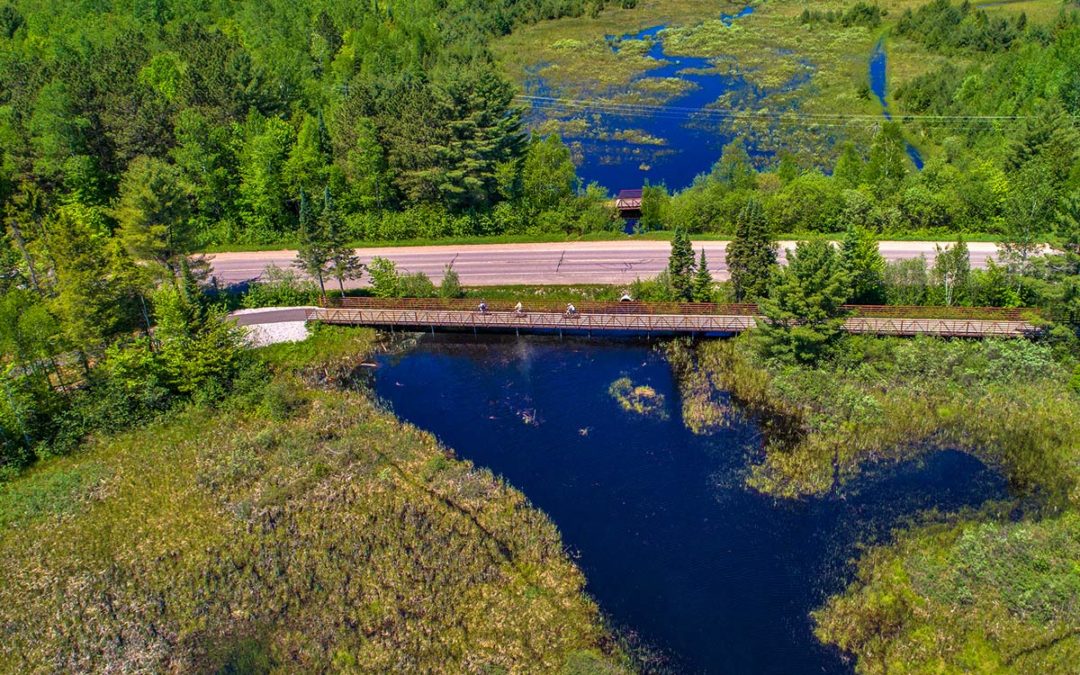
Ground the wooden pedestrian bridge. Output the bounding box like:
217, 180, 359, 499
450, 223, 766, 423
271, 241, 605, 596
305, 298, 1040, 338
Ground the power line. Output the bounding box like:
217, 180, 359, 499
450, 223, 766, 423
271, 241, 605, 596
514, 94, 1042, 122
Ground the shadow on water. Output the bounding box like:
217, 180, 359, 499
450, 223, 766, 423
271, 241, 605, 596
870, 40, 925, 170
373, 336, 1006, 673
525, 6, 812, 192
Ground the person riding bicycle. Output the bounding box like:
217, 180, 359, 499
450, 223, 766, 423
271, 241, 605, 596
514, 301, 524, 316
566, 302, 577, 317
478, 301, 488, 314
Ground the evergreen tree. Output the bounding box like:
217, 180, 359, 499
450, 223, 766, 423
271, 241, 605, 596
293, 188, 329, 299
115, 156, 192, 281
726, 198, 777, 302
667, 225, 695, 301
840, 224, 886, 304
757, 239, 850, 364
321, 187, 362, 296
692, 249, 714, 302
284, 113, 332, 198
45, 204, 134, 365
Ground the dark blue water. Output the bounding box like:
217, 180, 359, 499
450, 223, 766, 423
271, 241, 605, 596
525, 7, 810, 192
869, 41, 925, 169
374, 337, 1005, 673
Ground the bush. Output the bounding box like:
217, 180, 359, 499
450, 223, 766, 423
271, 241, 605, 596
241, 266, 320, 308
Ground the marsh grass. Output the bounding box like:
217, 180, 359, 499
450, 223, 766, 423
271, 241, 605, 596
684, 329, 1080, 671
695, 335, 1080, 504
0, 327, 627, 672
608, 376, 669, 419
814, 511, 1080, 673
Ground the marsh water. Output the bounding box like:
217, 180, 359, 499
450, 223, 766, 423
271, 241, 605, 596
869, 40, 925, 169
374, 336, 1006, 673
524, 6, 925, 193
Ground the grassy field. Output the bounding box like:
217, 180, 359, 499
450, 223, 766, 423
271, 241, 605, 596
0, 327, 627, 672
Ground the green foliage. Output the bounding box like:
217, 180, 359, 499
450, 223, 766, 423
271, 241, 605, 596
293, 187, 330, 297
116, 156, 192, 279
608, 376, 667, 419
896, 0, 1029, 53
727, 198, 777, 302
841, 225, 887, 304
440, 265, 464, 298
366, 256, 401, 298
241, 266, 320, 309
757, 239, 850, 364
365, 255, 436, 298
698, 334, 1079, 502
322, 187, 362, 295
522, 133, 577, 212
692, 249, 713, 302
0, 328, 626, 672
815, 513, 1080, 674
932, 237, 971, 306
666, 225, 695, 301
639, 183, 670, 232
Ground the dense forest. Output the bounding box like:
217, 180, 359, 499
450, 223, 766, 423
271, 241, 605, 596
0, 0, 1079, 671
0, 0, 631, 473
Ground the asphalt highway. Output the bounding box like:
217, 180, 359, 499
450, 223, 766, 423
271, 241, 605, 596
208, 240, 1002, 289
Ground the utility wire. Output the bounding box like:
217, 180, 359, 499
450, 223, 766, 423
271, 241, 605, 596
514, 94, 1043, 122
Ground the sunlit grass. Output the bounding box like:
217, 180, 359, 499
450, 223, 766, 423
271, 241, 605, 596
0, 328, 626, 672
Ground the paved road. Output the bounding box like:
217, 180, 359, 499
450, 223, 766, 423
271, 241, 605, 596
209, 240, 1001, 289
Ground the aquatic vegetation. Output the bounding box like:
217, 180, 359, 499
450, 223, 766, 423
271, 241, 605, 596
699, 335, 1080, 503
608, 376, 669, 418
0, 328, 626, 672
663, 339, 732, 435
815, 512, 1080, 673
687, 330, 1080, 671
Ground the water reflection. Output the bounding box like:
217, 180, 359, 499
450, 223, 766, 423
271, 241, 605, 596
375, 336, 1005, 673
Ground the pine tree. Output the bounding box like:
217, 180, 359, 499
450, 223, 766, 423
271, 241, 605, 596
757, 239, 850, 364
115, 155, 192, 282
840, 224, 886, 304
293, 188, 329, 299
692, 249, 713, 302
727, 198, 777, 302
322, 187, 362, 297
667, 225, 695, 301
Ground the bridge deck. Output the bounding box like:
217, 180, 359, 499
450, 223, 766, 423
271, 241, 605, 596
305, 300, 1037, 338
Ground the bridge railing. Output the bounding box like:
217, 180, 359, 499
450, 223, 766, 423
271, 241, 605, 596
324, 297, 1034, 322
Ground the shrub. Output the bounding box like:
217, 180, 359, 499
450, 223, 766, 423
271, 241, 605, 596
241, 266, 319, 308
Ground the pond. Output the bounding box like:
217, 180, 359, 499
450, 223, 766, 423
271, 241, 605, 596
524, 7, 809, 192
374, 337, 1007, 673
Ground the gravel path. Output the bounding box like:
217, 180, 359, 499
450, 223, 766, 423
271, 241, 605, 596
229, 307, 316, 347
